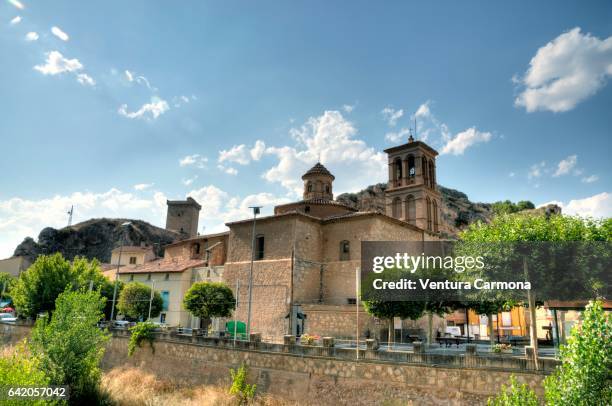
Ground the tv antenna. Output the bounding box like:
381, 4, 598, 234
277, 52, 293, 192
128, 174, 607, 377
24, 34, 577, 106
67, 205, 74, 227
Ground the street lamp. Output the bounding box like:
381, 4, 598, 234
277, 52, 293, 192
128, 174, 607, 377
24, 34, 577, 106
110, 221, 132, 323
246, 206, 262, 339
148, 279, 155, 321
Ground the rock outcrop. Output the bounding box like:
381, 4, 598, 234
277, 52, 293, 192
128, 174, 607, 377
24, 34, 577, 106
13, 218, 181, 263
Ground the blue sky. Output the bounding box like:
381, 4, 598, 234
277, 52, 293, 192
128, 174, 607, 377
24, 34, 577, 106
1, 0, 611, 257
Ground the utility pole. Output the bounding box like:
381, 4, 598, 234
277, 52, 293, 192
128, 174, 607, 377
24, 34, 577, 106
356, 267, 360, 360
67, 205, 74, 227
246, 206, 262, 340
233, 280, 240, 346
148, 280, 155, 320
110, 221, 131, 323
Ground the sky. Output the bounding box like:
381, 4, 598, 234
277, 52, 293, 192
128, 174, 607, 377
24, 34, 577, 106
1, 0, 611, 258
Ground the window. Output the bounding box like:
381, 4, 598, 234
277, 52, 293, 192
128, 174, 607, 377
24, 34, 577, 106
147, 273, 151, 281
405, 195, 415, 223
339, 240, 350, 261
408, 155, 416, 177
307, 182, 313, 192
160, 313, 166, 323
194, 243, 201, 254
325, 184, 330, 194
426, 197, 432, 231
395, 158, 402, 181
347, 298, 357, 305
433, 200, 439, 232
305, 205, 311, 213
392, 197, 401, 219
164, 273, 169, 281
256, 235, 265, 260
422, 156, 429, 185
129, 256, 137, 265
161, 291, 169, 311
129, 274, 134, 281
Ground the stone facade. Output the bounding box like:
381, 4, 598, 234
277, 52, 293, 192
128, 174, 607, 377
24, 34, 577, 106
165, 197, 202, 237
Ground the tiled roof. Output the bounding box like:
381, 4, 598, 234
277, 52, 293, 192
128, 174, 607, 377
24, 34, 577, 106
275, 199, 357, 210
164, 231, 229, 248
111, 245, 153, 253
118, 258, 206, 274
302, 162, 335, 179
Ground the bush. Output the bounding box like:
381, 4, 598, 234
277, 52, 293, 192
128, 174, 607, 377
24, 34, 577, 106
128, 322, 156, 356
0, 343, 54, 406
487, 376, 538, 406
229, 363, 256, 405
183, 281, 235, 320
30, 290, 109, 404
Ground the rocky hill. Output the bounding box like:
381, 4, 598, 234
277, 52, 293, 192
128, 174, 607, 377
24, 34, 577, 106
336, 183, 493, 235
14, 218, 181, 264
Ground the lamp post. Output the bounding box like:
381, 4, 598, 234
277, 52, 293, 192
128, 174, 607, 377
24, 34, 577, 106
246, 206, 262, 340
110, 221, 132, 323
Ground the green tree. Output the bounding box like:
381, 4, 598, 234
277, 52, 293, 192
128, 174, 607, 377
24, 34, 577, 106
30, 289, 109, 404
11, 254, 75, 318
117, 282, 163, 321
460, 213, 611, 355
183, 282, 236, 320
72, 257, 122, 319
516, 201, 535, 211
0, 272, 15, 302
491, 200, 535, 215
362, 300, 425, 344
544, 300, 612, 405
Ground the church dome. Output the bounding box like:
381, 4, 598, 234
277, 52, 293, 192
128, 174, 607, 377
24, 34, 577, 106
302, 162, 335, 180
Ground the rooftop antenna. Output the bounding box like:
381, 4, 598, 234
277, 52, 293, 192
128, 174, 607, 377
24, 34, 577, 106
414, 117, 417, 139
67, 205, 74, 227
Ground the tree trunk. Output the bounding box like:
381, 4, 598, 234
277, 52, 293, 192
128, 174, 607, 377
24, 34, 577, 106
388, 318, 394, 347
427, 312, 433, 345
524, 257, 539, 369
488, 313, 495, 348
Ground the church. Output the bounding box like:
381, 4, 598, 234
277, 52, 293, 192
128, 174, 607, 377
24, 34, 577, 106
222, 135, 443, 340
118, 135, 444, 339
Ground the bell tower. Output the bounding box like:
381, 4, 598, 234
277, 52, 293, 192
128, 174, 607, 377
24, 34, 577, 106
383, 135, 442, 232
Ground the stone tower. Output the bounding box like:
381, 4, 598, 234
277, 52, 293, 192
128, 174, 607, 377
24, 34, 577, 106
165, 197, 202, 237
302, 162, 335, 200
383, 135, 442, 232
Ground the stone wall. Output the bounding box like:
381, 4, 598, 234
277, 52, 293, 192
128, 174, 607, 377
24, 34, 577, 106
101, 333, 551, 405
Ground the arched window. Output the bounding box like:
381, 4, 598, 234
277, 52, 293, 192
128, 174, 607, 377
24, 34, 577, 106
405, 195, 415, 224
392, 197, 402, 219
433, 200, 439, 232
339, 240, 350, 261
422, 157, 429, 186
426, 197, 432, 231
407, 155, 415, 178
255, 234, 265, 260
307, 182, 313, 193
395, 158, 402, 182
325, 184, 330, 194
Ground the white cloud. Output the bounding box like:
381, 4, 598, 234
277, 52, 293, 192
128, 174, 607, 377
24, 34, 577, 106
179, 154, 207, 168
250, 140, 266, 161
415, 102, 431, 119
509, 172, 516, 178
263, 110, 386, 196
118, 97, 169, 120
124, 70, 134, 82
182, 176, 198, 186
186, 185, 291, 233
217, 165, 238, 175
582, 175, 599, 183
76, 73, 95, 87
385, 128, 410, 143
540, 192, 612, 218
0, 188, 167, 259
8, 0, 24, 10
218, 140, 267, 167
528, 161, 546, 180
440, 127, 492, 155
515, 27, 612, 113
34, 51, 83, 75
342, 104, 355, 113
133, 183, 154, 191
25, 32, 39, 41
553, 155, 577, 177
218, 144, 250, 165
10, 16, 21, 25
51, 26, 69, 41
124, 69, 156, 91
381, 107, 404, 126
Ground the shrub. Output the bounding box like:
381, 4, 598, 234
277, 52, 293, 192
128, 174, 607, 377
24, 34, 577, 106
0, 343, 53, 406
487, 376, 539, 406
183, 282, 236, 320
229, 363, 256, 405
544, 300, 612, 405
117, 282, 163, 321
128, 321, 156, 356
